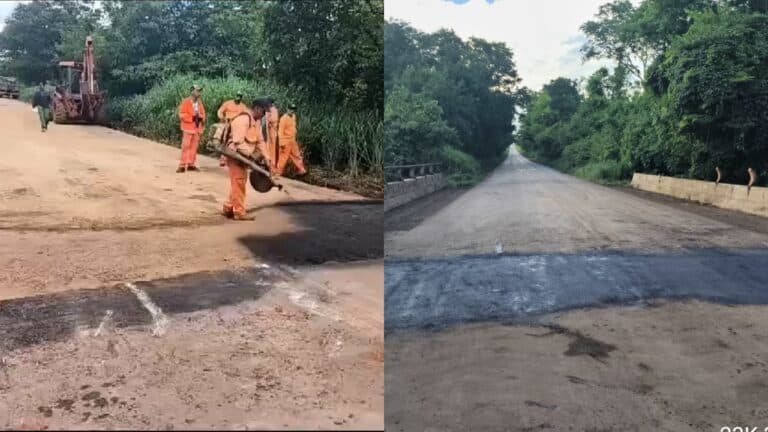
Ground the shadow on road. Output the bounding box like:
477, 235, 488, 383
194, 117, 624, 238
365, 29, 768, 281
0, 268, 278, 352
385, 187, 470, 232
239, 200, 383, 265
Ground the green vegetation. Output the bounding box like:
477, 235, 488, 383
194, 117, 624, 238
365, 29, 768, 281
0, 0, 383, 197
18, 85, 36, 103
384, 21, 524, 185
517, 0, 768, 186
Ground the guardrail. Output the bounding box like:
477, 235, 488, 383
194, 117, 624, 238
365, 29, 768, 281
385, 163, 442, 182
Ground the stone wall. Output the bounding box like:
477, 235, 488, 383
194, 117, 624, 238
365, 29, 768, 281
631, 173, 768, 218
385, 174, 446, 212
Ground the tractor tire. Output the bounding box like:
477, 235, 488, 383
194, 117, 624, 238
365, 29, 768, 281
53, 102, 68, 124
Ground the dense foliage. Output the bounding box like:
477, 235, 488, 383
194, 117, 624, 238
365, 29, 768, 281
518, 0, 768, 185
0, 0, 383, 193
384, 21, 523, 184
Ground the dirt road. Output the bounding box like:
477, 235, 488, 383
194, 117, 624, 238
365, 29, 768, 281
385, 146, 768, 431
386, 147, 768, 258
0, 99, 383, 430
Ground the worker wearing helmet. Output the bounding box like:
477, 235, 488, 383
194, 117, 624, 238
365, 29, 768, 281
276, 102, 307, 177
222, 100, 270, 221
265, 97, 280, 170
177, 84, 206, 173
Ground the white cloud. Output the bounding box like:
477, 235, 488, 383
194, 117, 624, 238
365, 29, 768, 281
386, 0, 626, 90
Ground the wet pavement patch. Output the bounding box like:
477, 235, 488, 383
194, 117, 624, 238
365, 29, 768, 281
0, 267, 282, 351
384, 249, 768, 333
526, 324, 616, 361
553, 326, 615, 360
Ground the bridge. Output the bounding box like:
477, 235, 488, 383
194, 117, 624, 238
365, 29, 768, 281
384, 163, 444, 211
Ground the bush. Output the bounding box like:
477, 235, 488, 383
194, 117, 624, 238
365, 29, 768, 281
573, 160, 631, 184
109, 74, 382, 176
441, 145, 482, 186
18, 85, 36, 103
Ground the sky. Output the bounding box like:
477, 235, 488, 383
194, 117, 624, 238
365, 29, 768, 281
2, 0, 625, 91
386, 0, 627, 90
0, 1, 19, 31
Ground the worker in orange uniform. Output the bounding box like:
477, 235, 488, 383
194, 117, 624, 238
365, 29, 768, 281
222, 100, 270, 221
265, 97, 280, 170
276, 103, 307, 177
177, 84, 206, 173
216, 91, 249, 166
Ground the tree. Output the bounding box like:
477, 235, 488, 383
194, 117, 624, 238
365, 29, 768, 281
654, 9, 768, 181
384, 85, 459, 165
384, 21, 520, 170
542, 78, 581, 119
264, 0, 383, 111
581, 0, 711, 81
0, 0, 99, 84
384, 21, 423, 91
520, 0, 768, 185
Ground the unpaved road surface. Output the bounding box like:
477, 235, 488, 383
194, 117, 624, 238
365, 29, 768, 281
385, 146, 768, 431
386, 147, 768, 258
0, 100, 383, 430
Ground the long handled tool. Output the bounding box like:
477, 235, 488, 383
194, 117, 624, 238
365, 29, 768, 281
214, 143, 283, 193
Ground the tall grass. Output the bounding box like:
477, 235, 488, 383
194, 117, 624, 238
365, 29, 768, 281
109, 75, 382, 177
572, 160, 631, 185
441, 145, 482, 187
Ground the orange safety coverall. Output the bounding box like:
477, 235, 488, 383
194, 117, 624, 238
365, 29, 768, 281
178, 97, 206, 168
223, 113, 267, 218
266, 106, 279, 168
217, 100, 249, 122
276, 113, 306, 176
216, 100, 249, 165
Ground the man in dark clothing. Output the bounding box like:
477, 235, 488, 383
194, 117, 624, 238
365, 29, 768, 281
31, 84, 51, 132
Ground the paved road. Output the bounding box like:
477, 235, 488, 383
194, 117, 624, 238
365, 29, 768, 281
385, 146, 768, 431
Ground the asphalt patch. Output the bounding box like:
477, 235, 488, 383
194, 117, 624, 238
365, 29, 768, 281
0, 267, 282, 351
239, 201, 382, 265
385, 248, 768, 333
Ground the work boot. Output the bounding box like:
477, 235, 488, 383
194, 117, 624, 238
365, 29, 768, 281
233, 214, 254, 221
222, 208, 234, 219
187, 165, 199, 172
176, 166, 186, 173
